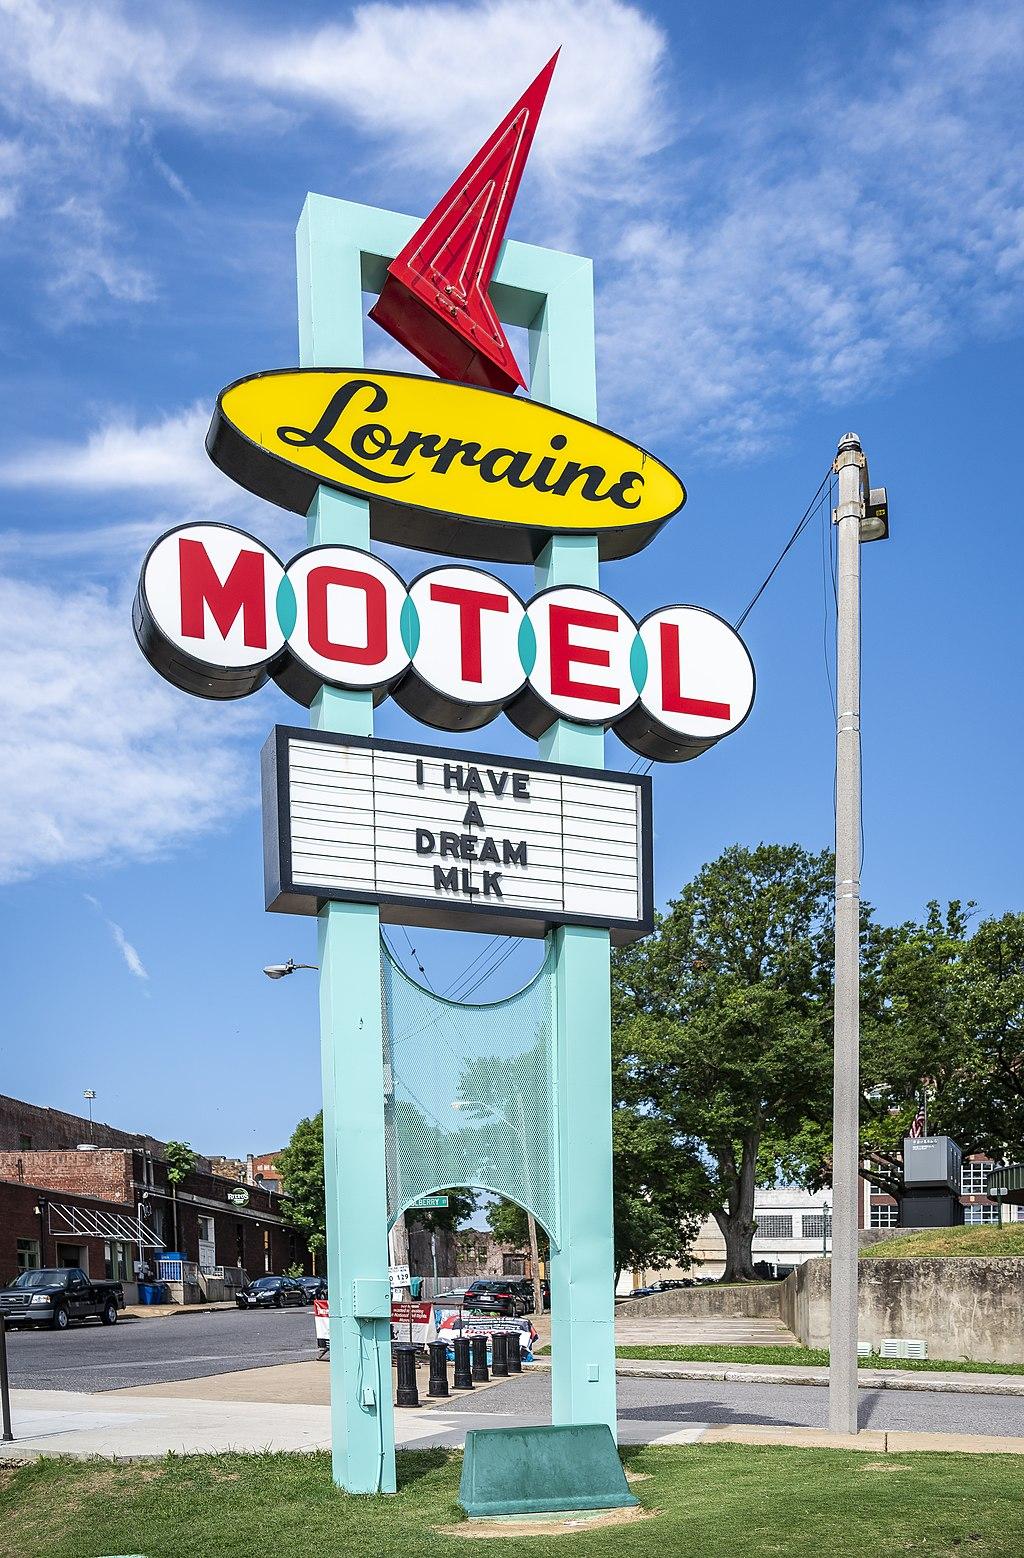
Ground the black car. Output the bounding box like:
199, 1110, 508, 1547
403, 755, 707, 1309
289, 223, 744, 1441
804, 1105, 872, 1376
296, 1276, 327, 1301
462, 1279, 529, 1318
506, 1277, 551, 1314
235, 1276, 307, 1309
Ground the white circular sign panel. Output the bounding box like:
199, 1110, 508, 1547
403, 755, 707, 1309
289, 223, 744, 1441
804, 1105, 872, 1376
507, 585, 638, 737
615, 605, 755, 762
134, 522, 287, 700
393, 565, 526, 730
276, 546, 410, 707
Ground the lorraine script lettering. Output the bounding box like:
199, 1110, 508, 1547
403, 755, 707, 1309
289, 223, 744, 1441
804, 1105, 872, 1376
277, 379, 645, 509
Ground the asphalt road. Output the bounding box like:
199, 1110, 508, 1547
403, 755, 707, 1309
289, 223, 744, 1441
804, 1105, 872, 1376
439, 1373, 1024, 1442
7, 1311, 1024, 1441
4, 1306, 318, 1393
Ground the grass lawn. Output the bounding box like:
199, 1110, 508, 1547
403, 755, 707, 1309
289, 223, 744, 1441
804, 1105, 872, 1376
610, 1345, 1024, 1373
861, 1225, 1024, 1258
3, 1445, 1024, 1558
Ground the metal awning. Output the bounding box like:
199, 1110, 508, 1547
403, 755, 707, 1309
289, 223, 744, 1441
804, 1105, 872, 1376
47, 1202, 162, 1247
985, 1165, 1024, 1202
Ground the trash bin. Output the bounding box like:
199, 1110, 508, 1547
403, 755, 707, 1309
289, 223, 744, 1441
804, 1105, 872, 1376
138, 1283, 155, 1304
410, 1277, 423, 1299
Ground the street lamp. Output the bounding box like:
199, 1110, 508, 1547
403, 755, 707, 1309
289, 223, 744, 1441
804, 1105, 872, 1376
83, 1089, 96, 1143
821, 1200, 831, 1258
262, 959, 319, 980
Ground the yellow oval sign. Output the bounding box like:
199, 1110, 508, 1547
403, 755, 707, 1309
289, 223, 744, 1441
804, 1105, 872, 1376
207, 369, 685, 563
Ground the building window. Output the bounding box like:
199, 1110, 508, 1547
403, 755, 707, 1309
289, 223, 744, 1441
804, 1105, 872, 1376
870, 1204, 899, 1228
197, 1216, 214, 1243
961, 1161, 997, 1195
802, 1214, 829, 1240
103, 1241, 131, 1281
754, 1215, 793, 1240
16, 1238, 40, 1272
963, 1203, 1000, 1225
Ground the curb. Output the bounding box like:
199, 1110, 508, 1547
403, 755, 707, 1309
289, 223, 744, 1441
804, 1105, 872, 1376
120, 1302, 240, 1320
528, 1358, 1024, 1398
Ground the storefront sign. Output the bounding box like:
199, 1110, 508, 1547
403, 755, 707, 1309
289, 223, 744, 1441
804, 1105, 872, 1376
226, 1186, 249, 1207
262, 728, 653, 942
134, 522, 754, 761
205, 369, 685, 563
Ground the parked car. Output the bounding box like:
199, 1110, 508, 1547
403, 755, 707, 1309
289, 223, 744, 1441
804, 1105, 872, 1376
296, 1276, 327, 1301
0, 1268, 123, 1331
235, 1276, 307, 1310
506, 1277, 551, 1313
462, 1279, 529, 1318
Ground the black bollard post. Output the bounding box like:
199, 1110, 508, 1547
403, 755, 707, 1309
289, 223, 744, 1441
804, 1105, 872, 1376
470, 1333, 489, 1383
427, 1339, 450, 1398
452, 1336, 474, 1390
506, 1330, 523, 1373
490, 1330, 509, 1377
0, 1316, 12, 1442
394, 1342, 420, 1407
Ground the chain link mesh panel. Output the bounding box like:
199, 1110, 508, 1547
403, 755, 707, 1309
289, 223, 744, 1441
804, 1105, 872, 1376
382, 939, 559, 1247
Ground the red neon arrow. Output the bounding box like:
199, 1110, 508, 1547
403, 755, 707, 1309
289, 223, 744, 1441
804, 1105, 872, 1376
369, 51, 559, 394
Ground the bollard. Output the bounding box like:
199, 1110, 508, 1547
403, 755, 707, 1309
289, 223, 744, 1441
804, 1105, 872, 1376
394, 1342, 420, 1407
452, 1336, 474, 1390
470, 1333, 489, 1383
506, 1330, 523, 1373
490, 1330, 509, 1377
427, 1339, 450, 1398
0, 1316, 11, 1442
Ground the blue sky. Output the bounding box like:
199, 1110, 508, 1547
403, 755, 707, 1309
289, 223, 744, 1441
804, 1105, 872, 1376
1, 0, 1022, 1157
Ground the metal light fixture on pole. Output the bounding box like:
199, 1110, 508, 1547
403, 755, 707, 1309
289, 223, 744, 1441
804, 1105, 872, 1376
83, 1089, 96, 1143
828, 432, 889, 1436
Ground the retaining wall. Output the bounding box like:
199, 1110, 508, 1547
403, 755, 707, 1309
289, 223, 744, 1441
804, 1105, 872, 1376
781, 1257, 1024, 1363
615, 1282, 784, 1319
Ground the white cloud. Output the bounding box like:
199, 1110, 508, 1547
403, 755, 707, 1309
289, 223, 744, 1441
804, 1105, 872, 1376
0, 570, 259, 884
596, 0, 1024, 450
83, 893, 149, 980
0, 403, 227, 503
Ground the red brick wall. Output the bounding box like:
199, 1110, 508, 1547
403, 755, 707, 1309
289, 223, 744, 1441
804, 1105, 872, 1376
0, 1150, 132, 1205
0, 1180, 117, 1280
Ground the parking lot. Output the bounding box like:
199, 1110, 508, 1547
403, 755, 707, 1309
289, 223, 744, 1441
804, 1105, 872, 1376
4, 1305, 319, 1393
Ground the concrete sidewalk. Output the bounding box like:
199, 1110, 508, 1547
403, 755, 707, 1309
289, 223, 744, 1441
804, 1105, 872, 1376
119, 1301, 238, 1320
4, 1385, 1024, 1463
536, 1357, 1024, 1397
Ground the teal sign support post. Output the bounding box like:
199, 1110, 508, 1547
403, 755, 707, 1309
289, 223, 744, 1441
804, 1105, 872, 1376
297, 194, 618, 1493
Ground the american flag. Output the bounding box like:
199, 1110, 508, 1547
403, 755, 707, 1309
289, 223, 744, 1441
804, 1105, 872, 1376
908, 1101, 927, 1139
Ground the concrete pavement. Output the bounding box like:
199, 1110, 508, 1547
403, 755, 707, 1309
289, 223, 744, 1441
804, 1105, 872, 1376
6, 1375, 1024, 1462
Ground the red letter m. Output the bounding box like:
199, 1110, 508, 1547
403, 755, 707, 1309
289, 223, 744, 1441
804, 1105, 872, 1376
178, 537, 267, 649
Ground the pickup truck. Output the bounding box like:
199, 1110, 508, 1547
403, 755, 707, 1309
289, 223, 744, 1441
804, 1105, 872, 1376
0, 1268, 124, 1330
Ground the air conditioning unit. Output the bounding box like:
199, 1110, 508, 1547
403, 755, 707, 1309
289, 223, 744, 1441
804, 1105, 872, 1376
880, 1338, 928, 1360
857, 1342, 873, 1358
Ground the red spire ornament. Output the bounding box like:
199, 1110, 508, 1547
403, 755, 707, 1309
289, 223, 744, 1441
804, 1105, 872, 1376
369, 51, 559, 395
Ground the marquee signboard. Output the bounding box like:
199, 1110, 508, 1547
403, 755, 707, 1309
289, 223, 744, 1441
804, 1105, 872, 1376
262, 727, 653, 942
205, 369, 686, 563
134, 521, 754, 762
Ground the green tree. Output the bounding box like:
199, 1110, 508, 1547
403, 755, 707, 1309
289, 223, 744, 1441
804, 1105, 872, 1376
614, 843, 835, 1282
275, 1113, 327, 1257
858, 905, 1024, 1192
164, 1140, 197, 1252
610, 1107, 704, 1284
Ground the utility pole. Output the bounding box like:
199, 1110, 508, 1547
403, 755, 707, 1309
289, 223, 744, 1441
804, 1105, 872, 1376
828, 432, 889, 1435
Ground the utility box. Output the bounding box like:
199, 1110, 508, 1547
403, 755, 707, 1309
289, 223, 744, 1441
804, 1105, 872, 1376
903, 1135, 961, 1190
899, 1191, 964, 1227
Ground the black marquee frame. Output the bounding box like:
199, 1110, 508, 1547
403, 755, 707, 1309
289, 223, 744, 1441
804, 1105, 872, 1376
262, 725, 654, 945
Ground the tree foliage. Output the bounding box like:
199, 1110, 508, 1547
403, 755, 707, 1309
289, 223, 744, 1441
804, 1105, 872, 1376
613, 843, 835, 1282
275, 1113, 327, 1254
164, 1141, 197, 1185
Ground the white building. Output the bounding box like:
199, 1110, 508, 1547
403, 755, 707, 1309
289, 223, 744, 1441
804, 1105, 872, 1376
622, 1186, 832, 1292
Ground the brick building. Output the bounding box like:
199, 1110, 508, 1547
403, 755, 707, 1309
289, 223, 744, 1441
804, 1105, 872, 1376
0, 1094, 311, 1292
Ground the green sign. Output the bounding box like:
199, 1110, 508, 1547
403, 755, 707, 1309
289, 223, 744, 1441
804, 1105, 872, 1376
227, 1186, 250, 1207
417, 1196, 449, 1208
